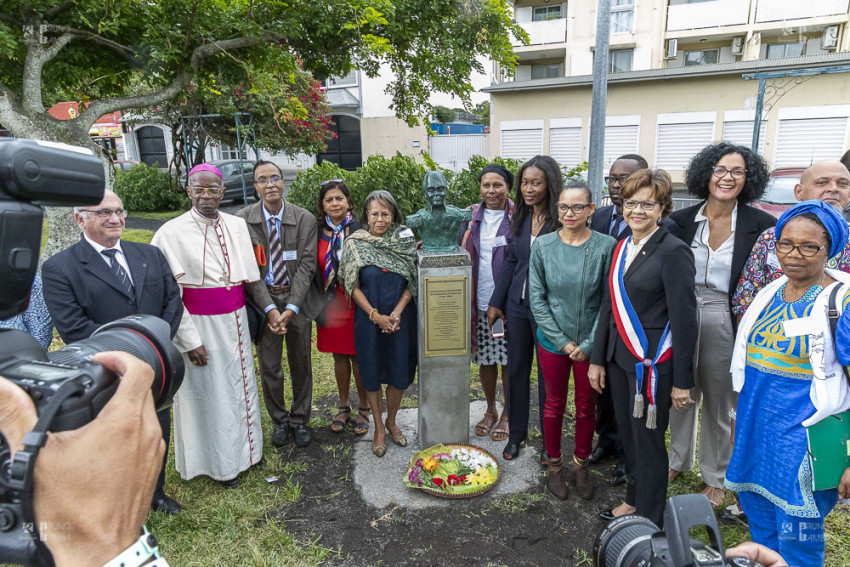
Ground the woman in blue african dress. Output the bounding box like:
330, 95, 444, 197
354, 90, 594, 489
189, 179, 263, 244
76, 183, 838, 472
726, 200, 850, 567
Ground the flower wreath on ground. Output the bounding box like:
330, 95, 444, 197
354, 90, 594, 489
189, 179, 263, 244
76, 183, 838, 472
404, 443, 500, 498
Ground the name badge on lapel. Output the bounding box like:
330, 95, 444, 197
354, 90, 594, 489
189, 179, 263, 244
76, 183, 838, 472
281, 250, 297, 261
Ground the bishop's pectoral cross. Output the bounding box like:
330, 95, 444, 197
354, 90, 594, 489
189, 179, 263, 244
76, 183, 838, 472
219, 272, 231, 291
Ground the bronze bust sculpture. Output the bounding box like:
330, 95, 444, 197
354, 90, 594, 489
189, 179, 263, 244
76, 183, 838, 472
406, 171, 472, 253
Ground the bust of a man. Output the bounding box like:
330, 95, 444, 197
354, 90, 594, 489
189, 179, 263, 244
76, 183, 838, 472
406, 171, 472, 252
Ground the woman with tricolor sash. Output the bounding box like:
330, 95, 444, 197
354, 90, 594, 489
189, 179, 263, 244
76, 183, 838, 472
589, 168, 698, 526
725, 200, 850, 567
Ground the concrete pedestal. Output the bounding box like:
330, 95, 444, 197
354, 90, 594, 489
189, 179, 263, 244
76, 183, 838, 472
416, 249, 472, 448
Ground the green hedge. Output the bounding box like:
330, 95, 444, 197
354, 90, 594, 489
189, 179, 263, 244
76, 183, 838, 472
113, 163, 190, 212
287, 154, 590, 220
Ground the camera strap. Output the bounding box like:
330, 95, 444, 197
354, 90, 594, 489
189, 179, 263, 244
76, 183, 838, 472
8, 380, 85, 567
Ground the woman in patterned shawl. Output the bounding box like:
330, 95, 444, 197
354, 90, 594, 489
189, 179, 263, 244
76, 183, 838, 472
339, 190, 418, 458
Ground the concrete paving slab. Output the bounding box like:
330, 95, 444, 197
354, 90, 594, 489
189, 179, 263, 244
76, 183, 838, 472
353, 400, 541, 510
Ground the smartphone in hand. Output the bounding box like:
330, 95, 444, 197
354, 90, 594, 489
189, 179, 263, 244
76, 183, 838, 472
491, 318, 505, 338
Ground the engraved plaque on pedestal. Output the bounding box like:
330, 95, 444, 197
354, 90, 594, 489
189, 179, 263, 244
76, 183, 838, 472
416, 249, 472, 448
423, 276, 468, 357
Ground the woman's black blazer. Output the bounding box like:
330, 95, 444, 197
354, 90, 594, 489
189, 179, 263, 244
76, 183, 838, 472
668, 202, 775, 328
590, 226, 698, 390
489, 214, 555, 318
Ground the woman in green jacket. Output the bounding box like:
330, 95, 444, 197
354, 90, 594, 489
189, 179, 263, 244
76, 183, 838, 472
529, 182, 616, 501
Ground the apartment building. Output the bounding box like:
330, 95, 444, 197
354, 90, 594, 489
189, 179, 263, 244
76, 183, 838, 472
485, 0, 850, 180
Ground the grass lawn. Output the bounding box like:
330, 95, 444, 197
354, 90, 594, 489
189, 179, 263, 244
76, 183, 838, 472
35, 226, 850, 565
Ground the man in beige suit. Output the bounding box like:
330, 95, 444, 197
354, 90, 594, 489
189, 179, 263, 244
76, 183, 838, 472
237, 160, 319, 448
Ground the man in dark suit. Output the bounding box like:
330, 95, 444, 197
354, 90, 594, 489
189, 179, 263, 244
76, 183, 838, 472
236, 160, 320, 448
42, 189, 184, 515
587, 153, 649, 485
591, 154, 648, 240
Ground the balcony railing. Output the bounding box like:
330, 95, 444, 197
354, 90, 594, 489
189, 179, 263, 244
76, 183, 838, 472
667, 0, 749, 31
512, 18, 567, 47
756, 0, 849, 22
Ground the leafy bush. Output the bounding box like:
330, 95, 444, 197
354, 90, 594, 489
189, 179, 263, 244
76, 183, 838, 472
288, 155, 591, 222
285, 161, 350, 217
113, 163, 189, 212
346, 153, 428, 219
288, 153, 428, 220
448, 155, 523, 209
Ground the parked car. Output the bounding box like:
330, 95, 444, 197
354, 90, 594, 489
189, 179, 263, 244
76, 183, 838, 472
113, 160, 141, 172
179, 159, 258, 203
752, 167, 805, 219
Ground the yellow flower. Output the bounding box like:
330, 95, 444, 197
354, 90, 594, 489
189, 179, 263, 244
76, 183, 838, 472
421, 457, 439, 472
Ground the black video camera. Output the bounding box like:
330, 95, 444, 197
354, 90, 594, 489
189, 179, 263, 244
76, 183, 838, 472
0, 139, 184, 566
594, 494, 762, 567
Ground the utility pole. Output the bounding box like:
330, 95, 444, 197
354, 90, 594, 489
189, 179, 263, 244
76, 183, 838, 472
588, 0, 610, 205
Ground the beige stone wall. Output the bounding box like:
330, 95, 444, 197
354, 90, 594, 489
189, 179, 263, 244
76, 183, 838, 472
360, 116, 429, 163
490, 72, 850, 181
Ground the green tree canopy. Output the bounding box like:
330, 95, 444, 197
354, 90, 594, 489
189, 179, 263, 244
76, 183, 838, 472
0, 0, 523, 258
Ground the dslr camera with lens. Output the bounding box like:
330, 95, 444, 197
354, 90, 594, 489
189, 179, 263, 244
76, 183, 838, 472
0, 139, 184, 566
594, 494, 762, 567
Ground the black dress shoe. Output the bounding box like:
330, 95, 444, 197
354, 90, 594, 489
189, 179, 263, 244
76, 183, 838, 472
503, 441, 522, 460
293, 424, 312, 447
609, 463, 627, 486
152, 493, 182, 515
254, 457, 266, 469
588, 445, 615, 464
271, 423, 290, 447
219, 477, 240, 489
718, 506, 748, 525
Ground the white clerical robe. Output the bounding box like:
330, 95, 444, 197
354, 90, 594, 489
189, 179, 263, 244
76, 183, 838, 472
152, 208, 263, 481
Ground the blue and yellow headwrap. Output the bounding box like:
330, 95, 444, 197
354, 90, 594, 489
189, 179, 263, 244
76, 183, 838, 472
775, 199, 849, 259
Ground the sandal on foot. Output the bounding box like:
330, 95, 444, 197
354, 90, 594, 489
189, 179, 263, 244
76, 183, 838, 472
353, 407, 370, 436
331, 406, 351, 433
702, 486, 728, 509
491, 417, 509, 442
474, 412, 498, 436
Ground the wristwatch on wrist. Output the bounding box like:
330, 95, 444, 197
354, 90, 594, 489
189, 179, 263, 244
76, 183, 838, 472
102, 527, 169, 567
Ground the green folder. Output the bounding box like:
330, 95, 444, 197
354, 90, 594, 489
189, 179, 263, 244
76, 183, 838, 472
806, 410, 850, 491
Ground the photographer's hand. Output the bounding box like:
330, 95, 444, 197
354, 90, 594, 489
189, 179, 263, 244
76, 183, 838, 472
0, 351, 164, 567
726, 541, 788, 566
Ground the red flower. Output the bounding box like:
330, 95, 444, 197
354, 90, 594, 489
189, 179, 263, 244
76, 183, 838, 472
432, 477, 444, 488
447, 475, 460, 486
460, 475, 468, 482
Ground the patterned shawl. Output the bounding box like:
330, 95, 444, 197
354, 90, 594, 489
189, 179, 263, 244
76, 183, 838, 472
323, 211, 354, 292
339, 224, 418, 298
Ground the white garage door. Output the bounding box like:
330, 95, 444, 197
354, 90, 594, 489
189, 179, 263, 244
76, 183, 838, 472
774, 117, 848, 168
722, 121, 767, 155
655, 122, 715, 170
602, 125, 640, 167
501, 129, 543, 161
550, 127, 582, 169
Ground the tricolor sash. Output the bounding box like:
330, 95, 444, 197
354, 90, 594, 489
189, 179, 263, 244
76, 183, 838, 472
609, 237, 673, 429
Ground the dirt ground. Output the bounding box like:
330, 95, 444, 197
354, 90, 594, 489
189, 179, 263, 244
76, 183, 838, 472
272, 383, 627, 567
